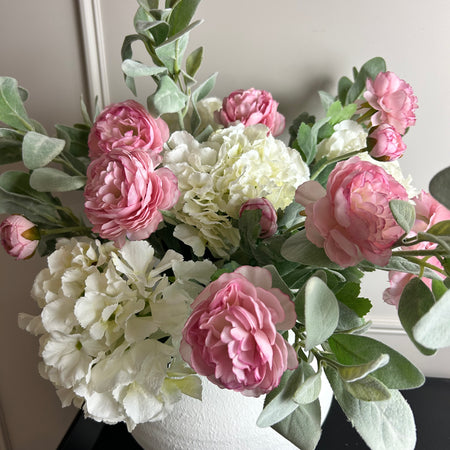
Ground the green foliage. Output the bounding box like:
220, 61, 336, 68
335, 282, 372, 317
328, 334, 425, 390
22, 132, 65, 170
398, 278, 437, 355
429, 166, 450, 209
389, 199, 416, 234
258, 363, 322, 450
0, 128, 23, 165
326, 367, 417, 450
412, 288, 450, 349
29, 168, 86, 192
295, 275, 339, 350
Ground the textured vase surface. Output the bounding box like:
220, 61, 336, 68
132, 376, 333, 450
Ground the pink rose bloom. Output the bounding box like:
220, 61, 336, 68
239, 198, 278, 238
88, 100, 169, 160
215, 88, 285, 136
295, 156, 408, 267
0, 215, 39, 259
84, 149, 179, 247
180, 266, 297, 397
384, 191, 450, 306
368, 124, 406, 161
364, 71, 417, 135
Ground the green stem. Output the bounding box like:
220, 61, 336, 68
40, 226, 92, 237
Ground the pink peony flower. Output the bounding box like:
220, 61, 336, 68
364, 71, 417, 135
239, 198, 278, 238
88, 100, 169, 160
180, 266, 297, 397
215, 88, 285, 136
295, 156, 408, 267
383, 191, 450, 306
84, 149, 179, 247
0, 215, 39, 259
368, 124, 406, 161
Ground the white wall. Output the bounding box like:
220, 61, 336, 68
1, 0, 450, 448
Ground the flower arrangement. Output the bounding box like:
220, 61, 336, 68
1, 1, 450, 449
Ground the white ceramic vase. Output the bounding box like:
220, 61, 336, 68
131, 376, 333, 450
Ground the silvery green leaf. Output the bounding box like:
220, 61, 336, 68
326, 367, 416, 450
22, 132, 65, 169
398, 277, 437, 355
328, 334, 425, 389
336, 354, 390, 382
147, 75, 188, 115
343, 375, 391, 402
299, 276, 339, 350
0, 128, 23, 165
121, 59, 167, 78
30, 167, 86, 192
318, 90, 335, 111
0, 77, 34, 132
293, 366, 322, 405
429, 166, 450, 209
281, 229, 340, 269
191, 72, 218, 103
412, 288, 450, 349
390, 199, 416, 234
427, 219, 450, 236
186, 46, 203, 77
0, 171, 61, 224
263, 265, 292, 297
168, 0, 202, 37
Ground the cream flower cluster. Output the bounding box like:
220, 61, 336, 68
163, 123, 310, 257
19, 238, 215, 430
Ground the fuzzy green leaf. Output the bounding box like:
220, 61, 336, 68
147, 75, 188, 115
328, 334, 425, 389
390, 199, 416, 234
0, 128, 23, 165
343, 375, 391, 402
30, 168, 86, 192
429, 166, 450, 209
168, 0, 202, 36
22, 132, 65, 170
0, 77, 35, 132
121, 59, 168, 78
326, 367, 416, 450
412, 289, 450, 349
398, 277, 437, 355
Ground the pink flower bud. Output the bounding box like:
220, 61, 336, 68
0, 215, 39, 259
364, 71, 417, 135
215, 88, 285, 136
368, 124, 406, 161
239, 198, 278, 238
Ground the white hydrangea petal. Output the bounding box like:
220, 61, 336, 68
82, 391, 126, 425
124, 316, 158, 343
172, 259, 216, 284
41, 298, 77, 333
173, 224, 206, 257
17, 313, 45, 335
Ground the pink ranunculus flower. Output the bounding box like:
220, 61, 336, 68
384, 191, 450, 306
215, 88, 285, 136
0, 215, 39, 259
239, 198, 278, 238
295, 156, 408, 267
364, 71, 418, 135
88, 100, 169, 160
180, 266, 297, 397
84, 149, 179, 247
368, 124, 407, 161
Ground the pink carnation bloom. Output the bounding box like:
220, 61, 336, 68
180, 266, 297, 397
239, 198, 278, 238
368, 124, 406, 161
0, 215, 39, 259
364, 71, 417, 135
84, 149, 179, 247
88, 100, 169, 160
215, 88, 285, 136
384, 191, 450, 306
295, 156, 408, 267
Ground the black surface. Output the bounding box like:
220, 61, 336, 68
58, 377, 450, 449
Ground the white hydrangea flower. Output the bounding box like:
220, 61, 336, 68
19, 237, 216, 431
164, 123, 310, 257
316, 119, 368, 161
